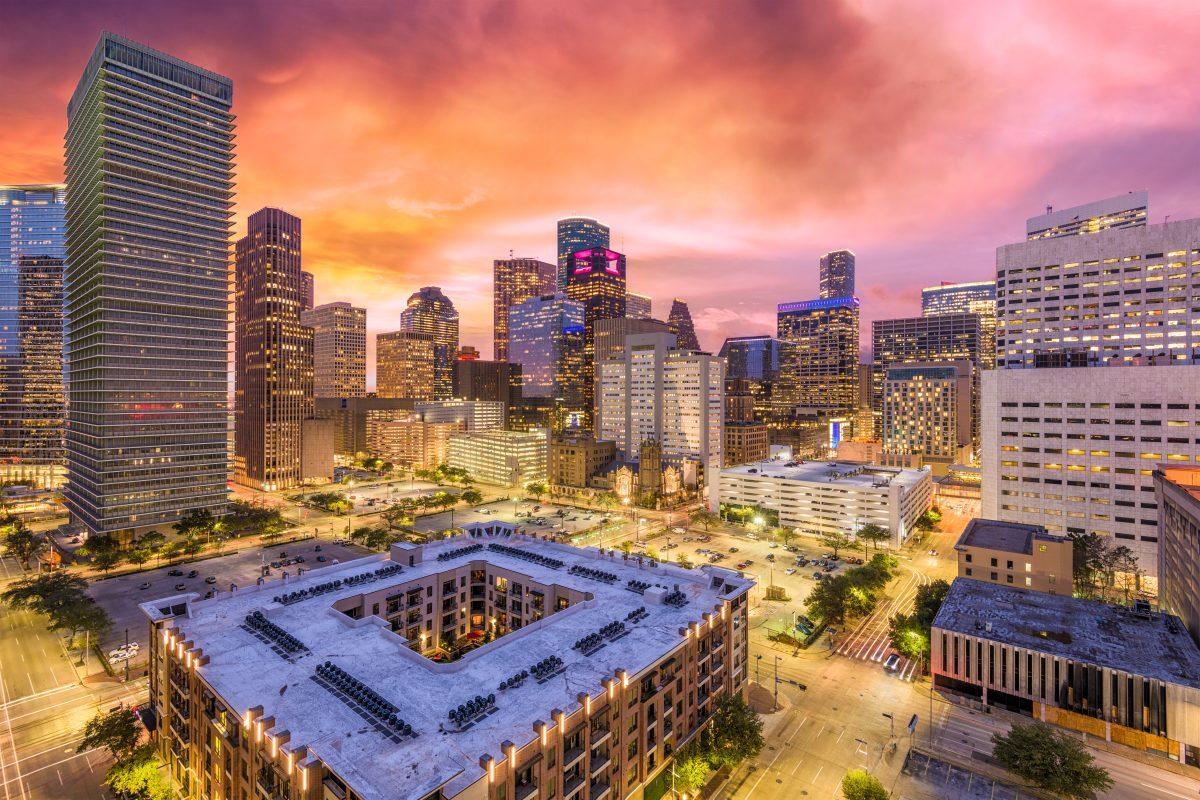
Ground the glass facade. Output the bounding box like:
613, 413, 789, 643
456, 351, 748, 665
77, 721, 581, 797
492, 257, 554, 361
776, 297, 860, 412
508, 293, 584, 414
65, 33, 234, 535
819, 250, 855, 299
400, 287, 459, 400
301, 302, 367, 398
667, 299, 700, 351
556, 217, 610, 291
0, 185, 66, 487
564, 248, 627, 429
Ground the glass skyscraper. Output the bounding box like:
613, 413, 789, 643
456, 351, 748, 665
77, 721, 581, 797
508, 293, 585, 421
776, 297, 860, 411
0, 184, 66, 488
819, 249, 855, 299
556, 217, 610, 291
65, 33, 234, 536
492, 257, 554, 361
399, 287, 459, 400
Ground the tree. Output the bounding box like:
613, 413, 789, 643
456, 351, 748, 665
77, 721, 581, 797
772, 527, 796, 548
676, 552, 694, 569
596, 492, 619, 513
364, 528, 395, 551
1, 571, 89, 617
819, 530, 853, 557
690, 508, 720, 532
671, 742, 711, 795
991, 722, 1113, 800
525, 481, 548, 502
432, 490, 457, 512
1, 522, 39, 566
79, 534, 123, 574
160, 541, 181, 564
78, 707, 140, 761
841, 769, 889, 800
104, 743, 168, 800
126, 548, 152, 568
138, 531, 166, 552
181, 536, 205, 559
855, 523, 890, 556
703, 693, 764, 770
645, 546, 661, 562
460, 489, 484, 506
888, 579, 950, 666
173, 508, 215, 540
1070, 531, 1141, 600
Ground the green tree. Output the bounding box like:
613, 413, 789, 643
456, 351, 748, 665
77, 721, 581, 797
181, 536, 205, 559
913, 509, 940, 533
364, 528, 396, 551
173, 508, 215, 540
855, 523, 890, 556
160, 541, 181, 564
432, 490, 457, 512
671, 742, 711, 795
525, 481, 548, 502
126, 548, 152, 568
676, 552, 694, 569
78, 534, 123, 574
690, 508, 720, 532
619, 541, 634, 555
596, 492, 619, 513
137, 531, 166, 552
104, 744, 169, 800
702, 693, 764, 770
819, 530, 853, 557
1, 522, 39, 565
460, 489, 484, 506
772, 527, 796, 548
78, 707, 140, 761
841, 769, 889, 800
645, 546, 661, 562
888, 579, 950, 668
991, 722, 1113, 800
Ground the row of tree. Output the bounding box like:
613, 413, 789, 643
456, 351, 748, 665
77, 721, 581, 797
78, 707, 168, 799
665, 694, 765, 794
804, 554, 897, 626
1, 571, 111, 654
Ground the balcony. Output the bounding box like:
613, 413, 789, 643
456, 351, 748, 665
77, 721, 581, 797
589, 754, 611, 777
563, 774, 584, 798
515, 781, 538, 800
589, 779, 611, 799
564, 746, 585, 768
589, 727, 611, 747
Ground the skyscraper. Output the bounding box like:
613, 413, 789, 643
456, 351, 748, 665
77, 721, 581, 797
626, 291, 652, 319
65, 33, 234, 536
493, 257, 554, 361
922, 280, 997, 368
0, 184, 66, 488
300, 270, 315, 311
376, 331, 435, 400
301, 302, 367, 398
718, 335, 788, 421
234, 208, 313, 491
882, 361, 973, 474
1025, 191, 1148, 240
564, 248, 627, 427
819, 250, 855, 299
400, 286, 459, 399
453, 360, 522, 411
508, 293, 585, 421
776, 297, 860, 411
667, 298, 701, 351
556, 217, 610, 291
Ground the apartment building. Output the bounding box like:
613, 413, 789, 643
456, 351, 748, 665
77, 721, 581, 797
723, 422, 769, 467
882, 361, 974, 474
365, 414, 463, 469
142, 530, 753, 800
550, 436, 617, 490
953, 518, 1071, 594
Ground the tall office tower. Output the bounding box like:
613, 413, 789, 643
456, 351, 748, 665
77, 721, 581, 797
453, 360, 521, 408
981, 208, 1200, 587
626, 291, 652, 319
65, 34, 234, 536
667, 298, 701, 350
458, 345, 480, 361
564, 247, 627, 426
853, 362, 876, 439
0, 184, 66, 488
301, 302, 367, 398
234, 208, 313, 491
556, 216, 610, 290
776, 298, 859, 412
882, 361, 973, 474
508, 293, 585, 423
1025, 190, 1148, 241
922, 280, 997, 368
593, 317, 673, 364
400, 286, 459, 399
596, 332, 724, 490
718, 335, 787, 421
376, 331, 435, 400
300, 270, 314, 311
819, 249, 856, 299
493, 257, 554, 361
871, 313, 983, 444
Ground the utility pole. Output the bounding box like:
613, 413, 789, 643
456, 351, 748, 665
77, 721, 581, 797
774, 656, 781, 711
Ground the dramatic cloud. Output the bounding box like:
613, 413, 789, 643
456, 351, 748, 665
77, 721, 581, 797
3, 0, 1198, 377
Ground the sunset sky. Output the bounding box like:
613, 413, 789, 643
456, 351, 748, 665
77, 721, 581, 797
5, 0, 1200, 380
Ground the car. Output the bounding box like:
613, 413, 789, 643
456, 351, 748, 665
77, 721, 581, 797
828, 554, 841, 562
784, 568, 797, 575
168, 568, 184, 577
823, 564, 835, 572
742, 559, 754, 566
768, 542, 778, 549
783, 545, 798, 552
279, 551, 288, 558
108, 650, 130, 663
736, 561, 751, 569
295, 555, 306, 563
205, 589, 217, 599
270, 561, 281, 569
138, 582, 151, 590
811, 572, 824, 580
479, 509, 491, 515
186, 570, 198, 578
204, 576, 217, 584
745, 533, 758, 540
821, 552, 834, 559
884, 654, 901, 671
174, 583, 186, 591
671, 527, 686, 534
317, 555, 327, 562
728, 546, 739, 553
699, 536, 712, 543
765, 554, 775, 562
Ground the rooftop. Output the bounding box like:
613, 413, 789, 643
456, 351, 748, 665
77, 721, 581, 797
955, 518, 1057, 556
143, 531, 751, 800
933, 579, 1200, 689
721, 459, 929, 490
1158, 466, 1200, 506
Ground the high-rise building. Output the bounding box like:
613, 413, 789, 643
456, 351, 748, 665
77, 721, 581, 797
400, 286, 459, 399
65, 33, 234, 536
776, 297, 859, 412
871, 313, 983, 444
300, 270, 314, 311
625, 291, 652, 319
724, 422, 769, 467
0, 184, 66, 488
301, 302, 367, 398
313, 397, 416, 459
234, 208, 313, 491
493, 257, 554, 361
1025, 191, 1148, 241
718, 335, 788, 421
922, 280, 997, 369
667, 298, 701, 351
452, 360, 522, 410
457, 345, 480, 361
819, 249, 855, 299
593, 317, 673, 365
508, 293, 585, 418
556, 216, 610, 291
882, 361, 973, 475
1156, 466, 1200, 646
376, 331, 434, 400
564, 247, 627, 426
596, 332, 724, 491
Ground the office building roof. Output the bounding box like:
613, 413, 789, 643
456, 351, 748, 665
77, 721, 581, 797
955, 518, 1057, 556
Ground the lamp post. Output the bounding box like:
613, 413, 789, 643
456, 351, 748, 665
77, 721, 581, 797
773, 655, 781, 711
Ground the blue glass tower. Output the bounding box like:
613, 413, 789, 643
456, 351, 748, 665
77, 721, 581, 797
556, 217, 610, 291
0, 184, 66, 487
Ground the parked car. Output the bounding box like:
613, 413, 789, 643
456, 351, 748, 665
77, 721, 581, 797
745, 533, 758, 540
204, 589, 217, 599
168, 569, 184, 577
317, 555, 327, 562
884, 653, 901, 671
138, 582, 151, 590
205, 576, 217, 584
765, 554, 775, 562
811, 572, 824, 580
784, 568, 796, 576
768, 542, 779, 549
186, 570, 198, 578
174, 583, 186, 591
728, 546, 739, 553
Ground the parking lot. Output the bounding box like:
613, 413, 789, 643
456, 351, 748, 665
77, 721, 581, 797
88, 538, 370, 672
307, 479, 446, 513
411, 499, 632, 541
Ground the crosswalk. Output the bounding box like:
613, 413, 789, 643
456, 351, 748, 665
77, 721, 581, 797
835, 565, 928, 682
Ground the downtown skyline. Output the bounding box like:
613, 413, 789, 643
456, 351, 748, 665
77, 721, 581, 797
4, 1, 1200, 377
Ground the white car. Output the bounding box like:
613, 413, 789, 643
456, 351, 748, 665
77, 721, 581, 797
784, 568, 797, 576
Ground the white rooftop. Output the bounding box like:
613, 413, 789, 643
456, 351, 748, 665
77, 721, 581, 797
721, 459, 929, 490
142, 534, 751, 800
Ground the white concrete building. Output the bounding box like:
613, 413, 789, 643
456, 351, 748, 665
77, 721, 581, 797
981, 366, 1200, 586
414, 399, 505, 432
301, 302, 367, 398
717, 461, 932, 548
596, 332, 724, 489
446, 428, 549, 487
